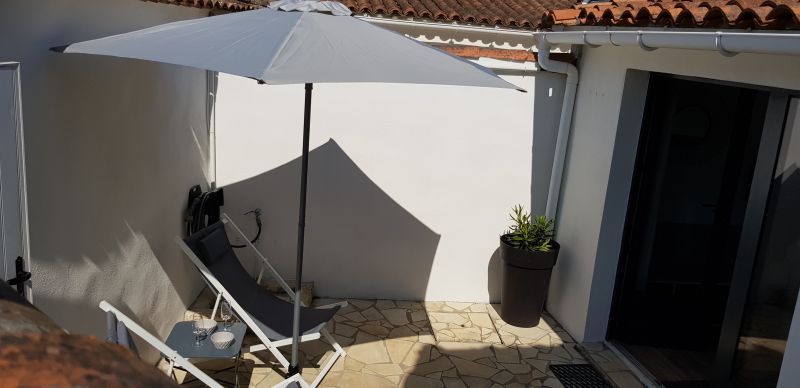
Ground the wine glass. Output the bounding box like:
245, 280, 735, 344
220, 300, 232, 331
192, 314, 204, 346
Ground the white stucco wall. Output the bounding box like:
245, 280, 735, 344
1, 0, 208, 360
548, 45, 800, 343
214, 66, 561, 302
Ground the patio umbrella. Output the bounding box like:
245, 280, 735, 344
54, 0, 522, 377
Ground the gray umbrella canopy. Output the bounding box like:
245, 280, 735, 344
56, 1, 521, 381
58, 3, 521, 91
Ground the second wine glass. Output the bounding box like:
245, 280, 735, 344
220, 300, 232, 331
192, 313, 204, 346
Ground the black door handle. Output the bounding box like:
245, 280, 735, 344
7, 256, 30, 296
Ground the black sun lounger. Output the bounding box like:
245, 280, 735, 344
176, 215, 347, 388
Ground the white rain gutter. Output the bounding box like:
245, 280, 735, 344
537, 30, 800, 57
358, 15, 534, 39
475, 57, 538, 75
535, 28, 800, 221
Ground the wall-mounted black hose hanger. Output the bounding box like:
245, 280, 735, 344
184, 184, 261, 247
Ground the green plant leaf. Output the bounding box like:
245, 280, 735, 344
504, 205, 555, 252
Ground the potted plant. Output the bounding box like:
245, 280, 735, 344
499, 205, 559, 327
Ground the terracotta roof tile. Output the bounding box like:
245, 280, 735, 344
636, 5, 660, 21
542, 0, 800, 29
139, 0, 591, 63
141, 0, 266, 11
551, 8, 581, 18
144, 0, 576, 30
143, 0, 800, 31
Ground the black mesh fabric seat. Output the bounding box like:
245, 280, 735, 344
183, 222, 339, 341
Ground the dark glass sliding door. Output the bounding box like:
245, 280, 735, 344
609, 75, 798, 387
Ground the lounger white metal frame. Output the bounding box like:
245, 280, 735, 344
176, 213, 347, 388
273, 373, 310, 388
99, 300, 224, 388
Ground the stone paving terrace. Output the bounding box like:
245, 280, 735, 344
178, 290, 644, 388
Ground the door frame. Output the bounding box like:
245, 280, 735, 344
0, 62, 32, 302
776, 98, 800, 388
606, 72, 793, 386
711, 92, 789, 385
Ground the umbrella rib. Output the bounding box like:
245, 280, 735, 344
263, 12, 306, 80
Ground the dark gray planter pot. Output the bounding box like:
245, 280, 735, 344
499, 236, 560, 327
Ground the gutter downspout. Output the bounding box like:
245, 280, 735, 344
538, 39, 579, 221
358, 15, 534, 40
207, 70, 217, 190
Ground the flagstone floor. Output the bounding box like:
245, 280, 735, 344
177, 290, 644, 388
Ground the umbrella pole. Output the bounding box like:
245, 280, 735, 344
289, 82, 313, 376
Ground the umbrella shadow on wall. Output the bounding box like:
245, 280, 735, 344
222, 139, 441, 301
